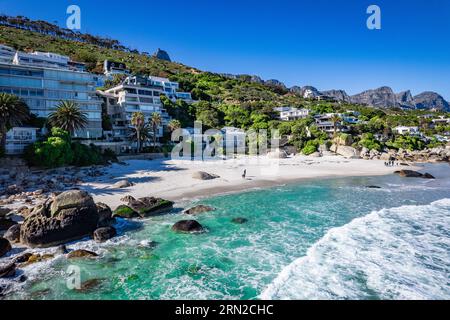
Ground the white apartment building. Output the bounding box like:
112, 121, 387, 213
102, 75, 173, 143
314, 113, 350, 134
279, 107, 310, 121
0, 45, 103, 145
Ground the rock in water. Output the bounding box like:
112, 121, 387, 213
172, 220, 205, 233
395, 170, 435, 179
127, 197, 174, 217
93, 227, 117, 242
112, 180, 133, 189
0, 238, 12, 257
231, 217, 248, 224
57, 245, 68, 255
67, 249, 98, 259
113, 205, 138, 218
183, 205, 216, 215
192, 171, 220, 180
96, 203, 116, 227
4, 224, 21, 243
20, 190, 99, 248
0, 262, 16, 278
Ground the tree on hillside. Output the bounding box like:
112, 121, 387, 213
0, 93, 30, 154
48, 101, 88, 136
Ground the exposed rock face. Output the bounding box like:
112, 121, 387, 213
183, 205, 215, 215
4, 224, 20, 243
330, 145, 360, 159
67, 249, 98, 259
396, 90, 414, 109
350, 86, 397, 108
93, 227, 117, 242
20, 190, 99, 248
0, 218, 16, 231
192, 171, 220, 180
0, 207, 11, 217
172, 220, 205, 233
413, 92, 449, 111
0, 237, 12, 257
291, 86, 321, 98
153, 48, 171, 62
267, 150, 288, 159
321, 89, 350, 102
265, 79, 287, 89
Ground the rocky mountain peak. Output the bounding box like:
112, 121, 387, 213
153, 48, 171, 62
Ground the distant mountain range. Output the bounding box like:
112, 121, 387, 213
223, 75, 449, 112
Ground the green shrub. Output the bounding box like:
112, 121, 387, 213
359, 133, 382, 151
302, 140, 319, 155
71, 143, 103, 166
28, 136, 74, 168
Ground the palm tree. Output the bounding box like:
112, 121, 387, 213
0, 93, 30, 153
131, 112, 145, 152
129, 123, 151, 151
167, 119, 181, 132
150, 112, 162, 150
330, 114, 342, 138
48, 101, 87, 135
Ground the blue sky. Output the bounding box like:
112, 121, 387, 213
1, 0, 449, 99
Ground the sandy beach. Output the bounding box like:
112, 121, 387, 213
83, 155, 413, 208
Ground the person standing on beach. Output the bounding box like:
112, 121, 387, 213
242, 169, 247, 179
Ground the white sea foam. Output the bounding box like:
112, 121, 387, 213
261, 198, 450, 300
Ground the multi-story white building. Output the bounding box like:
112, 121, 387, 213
279, 107, 310, 121
101, 75, 173, 143
0, 45, 103, 142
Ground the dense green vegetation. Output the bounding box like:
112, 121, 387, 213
24, 127, 113, 168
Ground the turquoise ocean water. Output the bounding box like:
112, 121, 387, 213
4, 164, 450, 300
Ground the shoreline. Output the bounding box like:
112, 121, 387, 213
83, 155, 421, 208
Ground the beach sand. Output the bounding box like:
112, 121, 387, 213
83, 155, 413, 208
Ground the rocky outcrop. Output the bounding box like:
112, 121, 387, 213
93, 227, 117, 242
20, 190, 99, 248
183, 205, 215, 215
113, 205, 138, 218
172, 220, 205, 233
153, 48, 171, 62
350, 86, 398, 108
0, 217, 16, 231
290, 85, 321, 98
267, 150, 288, 159
413, 92, 449, 111
321, 89, 350, 102
396, 90, 414, 109
192, 171, 220, 180
0, 237, 12, 257
330, 145, 360, 159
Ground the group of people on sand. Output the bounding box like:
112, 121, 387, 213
384, 159, 399, 167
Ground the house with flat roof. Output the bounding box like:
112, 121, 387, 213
279, 107, 310, 121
